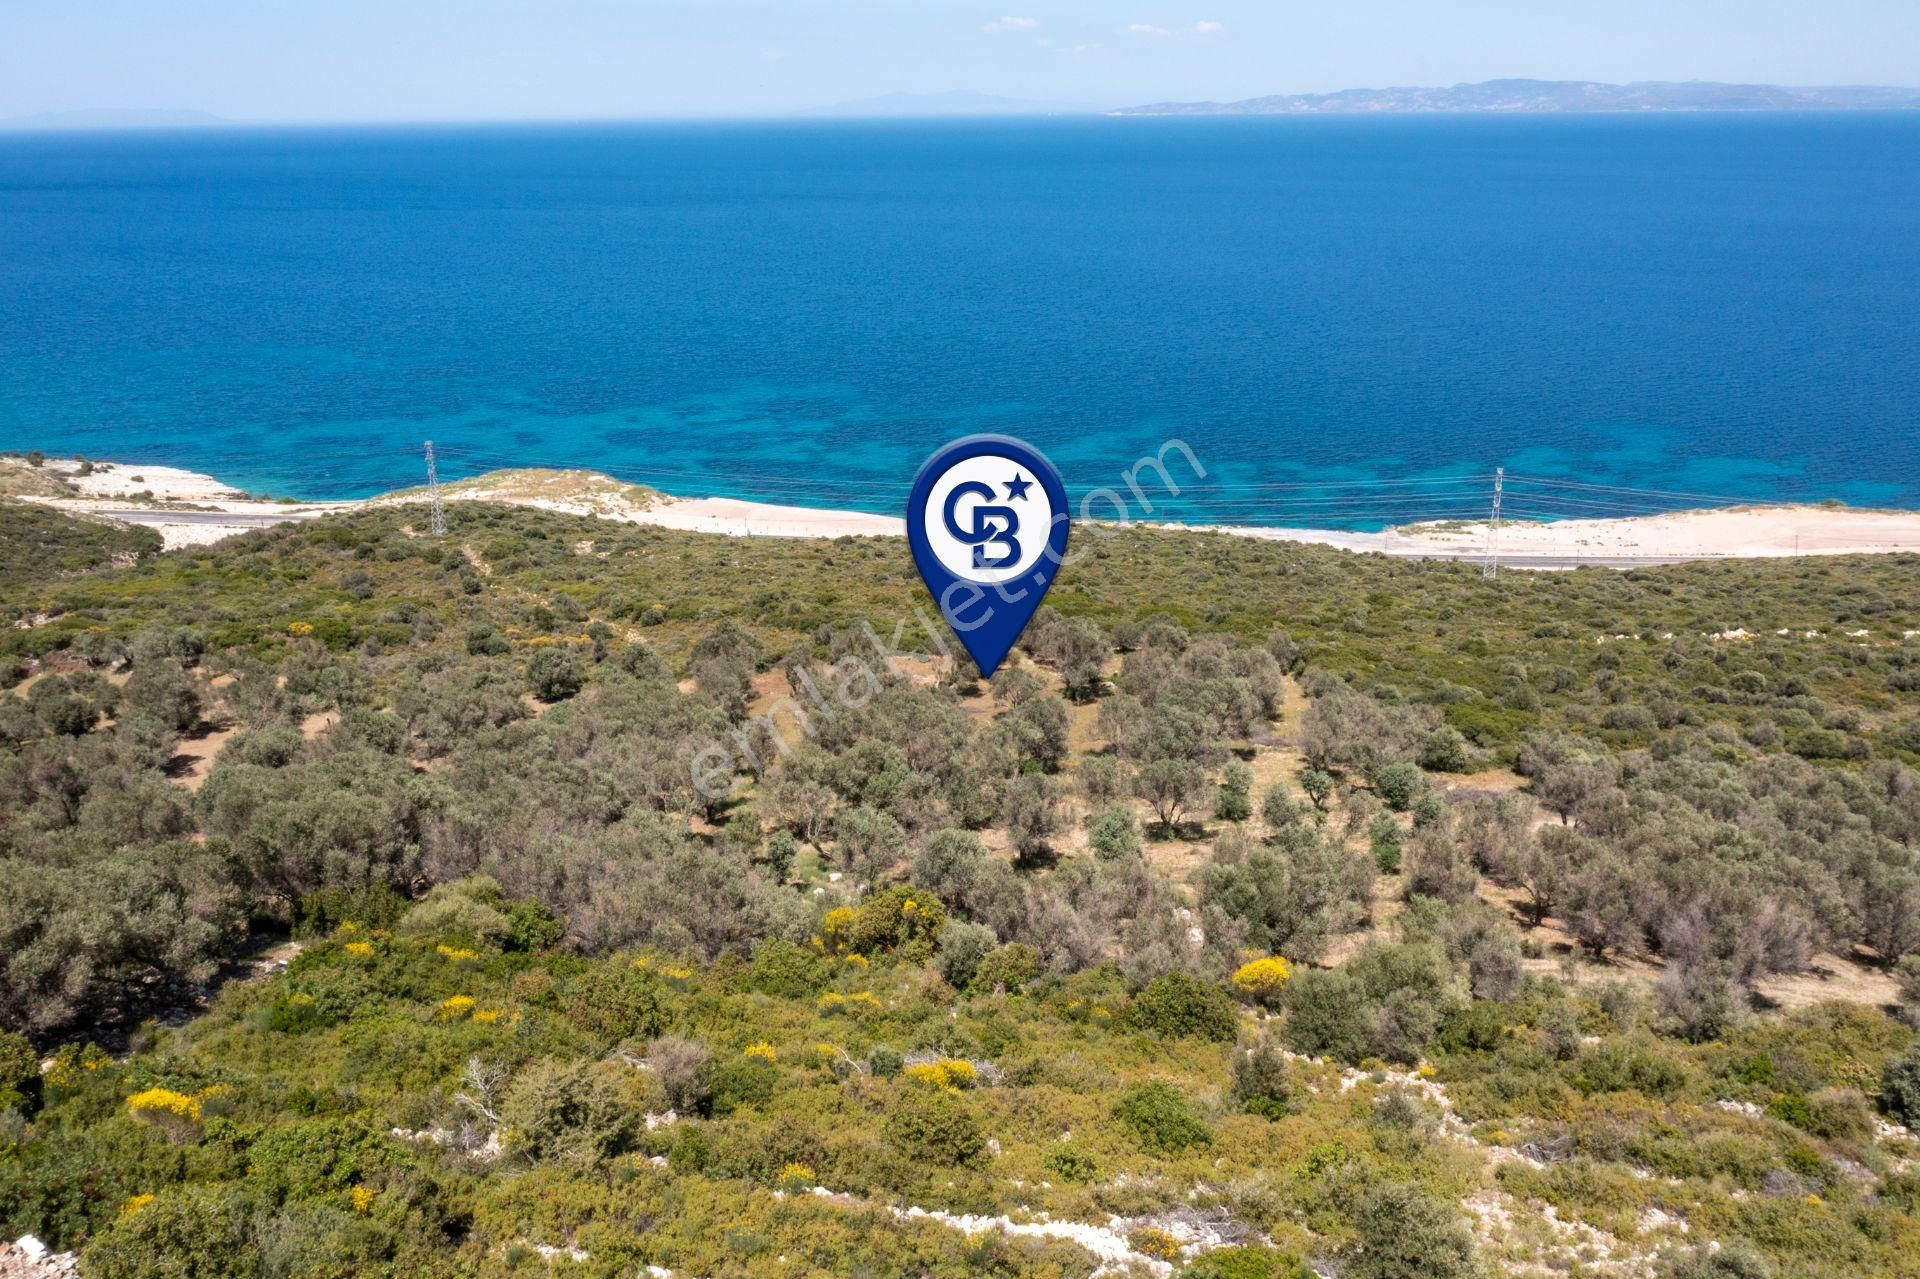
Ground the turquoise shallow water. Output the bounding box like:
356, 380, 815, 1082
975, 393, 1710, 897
2, 115, 1917, 528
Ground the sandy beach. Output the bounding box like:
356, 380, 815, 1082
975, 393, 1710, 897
11, 455, 1920, 563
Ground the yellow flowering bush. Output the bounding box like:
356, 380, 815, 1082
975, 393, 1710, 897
819, 887, 945, 958
127, 1088, 203, 1141
632, 954, 695, 983
351, 1186, 376, 1213
743, 1041, 778, 1062
436, 944, 479, 962
1230, 956, 1294, 1006
127, 1087, 201, 1121
902, 1058, 978, 1090
286, 620, 314, 636
44, 1043, 111, 1091
437, 994, 476, 1020
1129, 1227, 1183, 1262
818, 990, 882, 1018
778, 1162, 816, 1191
120, 1194, 155, 1217
343, 941, 375, 958
820, 906, 858, 953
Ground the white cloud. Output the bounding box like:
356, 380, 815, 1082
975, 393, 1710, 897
984, 16, 1040, 34
1193, 20, 1225, 35
1124, 23, 1172, 37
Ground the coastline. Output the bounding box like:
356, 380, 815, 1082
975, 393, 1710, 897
11, 455, 1920, 565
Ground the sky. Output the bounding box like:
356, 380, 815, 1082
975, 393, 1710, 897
4, 0, 1917, 122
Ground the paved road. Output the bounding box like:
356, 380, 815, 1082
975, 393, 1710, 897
1389, 550, 1708, 569
78, 506, 329, 528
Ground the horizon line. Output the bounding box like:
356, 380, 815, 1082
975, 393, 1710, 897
9, 77, 1920, 132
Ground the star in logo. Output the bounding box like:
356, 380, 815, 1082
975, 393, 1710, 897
1003, 473, 1033, 500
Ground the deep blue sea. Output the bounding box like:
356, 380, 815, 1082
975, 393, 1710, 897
3, 115, 1918, 528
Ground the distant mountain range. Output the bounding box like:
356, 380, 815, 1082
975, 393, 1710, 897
0, 108, 232, 131
812, 90, 1101, 118
1114, 79, 1920, 116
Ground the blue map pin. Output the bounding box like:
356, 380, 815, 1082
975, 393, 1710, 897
907, 434, 1071, 679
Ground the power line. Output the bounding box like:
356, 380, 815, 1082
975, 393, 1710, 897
1501, 473, 1805, 506
1482, 466, 1504, 580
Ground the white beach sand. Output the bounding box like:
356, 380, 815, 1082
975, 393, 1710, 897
13, 456, 1920, 562
59, 460, 249, 502
8, 458, 352, 549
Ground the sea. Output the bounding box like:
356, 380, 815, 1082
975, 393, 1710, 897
3, 113, 1917, 529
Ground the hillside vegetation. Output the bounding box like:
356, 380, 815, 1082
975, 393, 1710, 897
3, 500, 1920, 1278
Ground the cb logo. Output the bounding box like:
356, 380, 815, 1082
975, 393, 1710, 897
942, 481, 1021, 569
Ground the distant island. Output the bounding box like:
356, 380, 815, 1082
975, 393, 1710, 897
1114, 78, 1920, 116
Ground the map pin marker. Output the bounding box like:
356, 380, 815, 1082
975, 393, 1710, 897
907, 434, 1071, 679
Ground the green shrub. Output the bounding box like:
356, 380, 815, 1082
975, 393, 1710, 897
0, 1030, 38, 1113
747, 939, 830, 998
709, 1057, 779, 1115
1282, 968, 1374, 1062
668, 1124, 712, 1173
1088, 805, 1143, 861
1042, 1142, 1100, 1183
258, 992, 334, 1035
1656, 1241, 1773, 1278
1764, 1091, 1812, 1130
396, 876, 514, 948
1885, 717, 1920, 756
765, 829, 798, 882
883, 1090, 986, 1166
1178, 1245, 1306, 1279
1231, 1038, 1293, 1119
1437, 1001, 1507, 1055
1125, 972, 1239, 1042
1215, 762, 1254, 822
292, 884, 408, 936
1347, 1181, 1479, 1279
81, 1185, 262, 1279
839, 884, 945, 959
505, 896, 564, 951
1370, 762, 1424, 812
1418, 727, 1474, 774
1880, 1043, 1920, 1127
1572, 1037, 1689, 1099
1369, 815, 1402, 873
526, 646, 583, 701
0, 1120, 182, 1249
498, 1058, 639, 1167
565, 963, 667, 1043
246, 1117, 398, 1201
935, 920, 996, 991
971, 943, 1042, 996
1112, 1081, 1213, 1155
